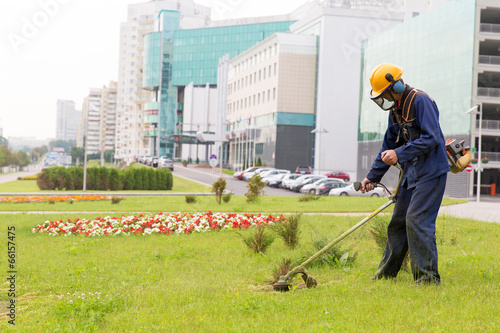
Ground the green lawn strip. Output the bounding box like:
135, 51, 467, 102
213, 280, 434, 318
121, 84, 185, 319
0, 175, 210, 194
0, 213, 498, 331
86, 160, 114, 168
0, 196, 465, 213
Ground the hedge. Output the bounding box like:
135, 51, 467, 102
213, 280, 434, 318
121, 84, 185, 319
36, 166, 173, 191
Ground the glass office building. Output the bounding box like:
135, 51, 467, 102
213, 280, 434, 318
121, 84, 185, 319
172, 22, 294, 86
358, 0, 476, 197
143, 15, 294, 158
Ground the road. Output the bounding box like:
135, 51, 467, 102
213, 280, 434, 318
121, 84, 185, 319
172, 164, 301, 197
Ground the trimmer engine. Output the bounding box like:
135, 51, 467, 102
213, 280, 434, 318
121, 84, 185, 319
445, 139, 471, 174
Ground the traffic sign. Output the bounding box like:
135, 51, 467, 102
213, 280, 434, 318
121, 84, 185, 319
465, 165, 472, 173
209, 154, 218, 167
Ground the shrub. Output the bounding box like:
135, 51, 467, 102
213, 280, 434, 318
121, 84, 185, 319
111, 196, 124, 204
269, 214, 301, 249
164, 169, 173, 190
147, 168, 157, 190
222, 192, 232, 203
17, 175, 38, 180
37, 169, 54, 190
109, 168, 120, 191
155, 169, 166, 191
299, 238, 358, 268
71, 167, 84, 190
212, 178, 226, 204
245, 174, 265, 202
99, 167, 109, 190
64, 168, 74, 190
237, 225, 275, 254
133, 168, 143, 190
185, 195, 197, 204
122, 169, 135, 190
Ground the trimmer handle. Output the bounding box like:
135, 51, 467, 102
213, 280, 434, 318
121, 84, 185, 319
354, 163, 404, 201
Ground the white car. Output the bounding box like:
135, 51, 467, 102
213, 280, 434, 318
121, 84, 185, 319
289, 175, 327, 192
300, 178, 344, 195
281, 174, 302, 189
261, 169, 290, 183
243, 168, 274, 181
328, 184, 387, 197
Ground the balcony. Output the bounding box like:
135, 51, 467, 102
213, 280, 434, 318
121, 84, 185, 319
479, 55, 500, 66
480, 23, 500, 34
482, 152, 500, 163
477, 87, 500, 98
476, 119, 500, 131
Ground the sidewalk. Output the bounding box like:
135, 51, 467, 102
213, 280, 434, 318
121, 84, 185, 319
438, 201, 500, 224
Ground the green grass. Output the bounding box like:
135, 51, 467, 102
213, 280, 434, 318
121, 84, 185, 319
0, 195, 465, 213
0, 175, 210, 195
86, 160, 114, 168
0, 213, 498, 331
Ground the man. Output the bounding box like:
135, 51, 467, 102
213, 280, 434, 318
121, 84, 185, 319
361, 63, 449, 285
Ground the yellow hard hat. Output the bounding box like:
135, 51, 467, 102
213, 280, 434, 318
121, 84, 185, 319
369, 63, 403, 98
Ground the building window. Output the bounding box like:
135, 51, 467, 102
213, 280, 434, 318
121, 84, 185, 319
258, 94, 260, 104
259, 70, 261, 81
273, 88, 276, 100
263, 68, 266, 79
249, 75, 252, 85
274, 63, 277, 75
268, 90, 270, 101
255, 143, 263, 155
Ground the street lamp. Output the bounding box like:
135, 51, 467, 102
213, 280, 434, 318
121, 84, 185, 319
466, 104, 482, 202
311, 128, 328, 175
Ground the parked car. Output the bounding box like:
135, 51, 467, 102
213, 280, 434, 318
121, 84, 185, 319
317, 182, 347, 195
260, 169, 290, 183
300, 178, 344, 195
145, 156, 153, 166
281, 174, 302, 189
138, 155, 146, 164
243, 168, 274, 181
267, 174, 287, 188
325, 171, 350, 182
295, 166, 313, 174
289, 175, 327, 192
233, 166, 266, 180
328, 184, 387, 197
158, 156, 174, 171
152, 157, 159, 168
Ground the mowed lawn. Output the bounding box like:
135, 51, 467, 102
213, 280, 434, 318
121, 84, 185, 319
0, 211, 498, 332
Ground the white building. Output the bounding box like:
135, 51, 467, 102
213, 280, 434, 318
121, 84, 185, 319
115, 0, 211, 163
56, 99, 81, 142
222, 33, 318, 171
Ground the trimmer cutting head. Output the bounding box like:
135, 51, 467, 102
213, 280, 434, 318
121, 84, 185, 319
273, 276, 292, 292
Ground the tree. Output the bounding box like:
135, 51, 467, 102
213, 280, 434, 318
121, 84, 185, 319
16, 151, 30, 167
104, 149, 115, 163
49, 139, 75, 153
70, 147, 85, 166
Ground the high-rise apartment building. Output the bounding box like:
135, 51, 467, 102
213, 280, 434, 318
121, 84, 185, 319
56, 100, 81, 142
115, 0, 211, 163
80, 89, 102, 154
101, 81, 117, 153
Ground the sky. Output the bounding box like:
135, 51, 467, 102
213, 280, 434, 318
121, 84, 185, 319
0, 0, 312, 140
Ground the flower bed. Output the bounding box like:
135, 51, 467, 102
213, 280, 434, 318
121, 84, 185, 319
32, 212, 284, 237
0, 195, 124, 203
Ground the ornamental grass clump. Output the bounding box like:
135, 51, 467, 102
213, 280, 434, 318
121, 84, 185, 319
185, 195, 197, 204
269, 214, 301, 249
237, 225, 275, 254
111, 196, 124, 204
298, 194, 321, 202
299, 237, 358, 268
270, 257, 293, 284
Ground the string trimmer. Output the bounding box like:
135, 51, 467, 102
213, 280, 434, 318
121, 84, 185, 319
273, 163, 404, 291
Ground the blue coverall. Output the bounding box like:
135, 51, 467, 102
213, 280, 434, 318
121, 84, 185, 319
366, 85, 450, 284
